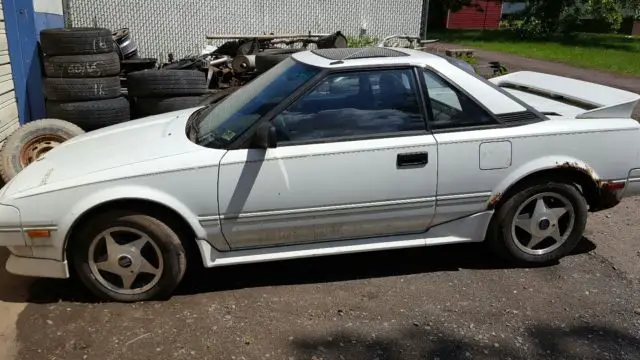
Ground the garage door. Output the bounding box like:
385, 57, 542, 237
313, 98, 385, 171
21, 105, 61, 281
0, 1, 19, 145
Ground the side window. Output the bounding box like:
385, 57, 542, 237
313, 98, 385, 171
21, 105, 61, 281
422, 70, 498, 130
273, 69, 426, 143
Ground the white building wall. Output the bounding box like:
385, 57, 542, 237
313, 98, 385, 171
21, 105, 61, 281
0, 1, 19, 144
33, 0, 64, 15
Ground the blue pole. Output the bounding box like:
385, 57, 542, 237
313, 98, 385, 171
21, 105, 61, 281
3, 0, 46, 125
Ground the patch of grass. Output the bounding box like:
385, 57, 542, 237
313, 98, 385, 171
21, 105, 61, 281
347, 35, 378, 48
432, 30, 640, 76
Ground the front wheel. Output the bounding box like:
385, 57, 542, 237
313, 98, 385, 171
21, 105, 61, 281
71, 211, 187, 302
487, 181, 588, 265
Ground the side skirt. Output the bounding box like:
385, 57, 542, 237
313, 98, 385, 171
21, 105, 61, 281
197, 211, 493, 268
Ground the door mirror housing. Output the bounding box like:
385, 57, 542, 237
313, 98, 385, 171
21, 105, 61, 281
251, 122, 277, 149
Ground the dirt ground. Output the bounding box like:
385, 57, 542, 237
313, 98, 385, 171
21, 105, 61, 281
1, 51, 640, 360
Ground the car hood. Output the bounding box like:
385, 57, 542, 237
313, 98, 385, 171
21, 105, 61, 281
3, 108, 207, 196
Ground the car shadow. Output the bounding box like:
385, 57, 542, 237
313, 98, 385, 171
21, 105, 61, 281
289, 323, 640, 360
9, 237, 596, 304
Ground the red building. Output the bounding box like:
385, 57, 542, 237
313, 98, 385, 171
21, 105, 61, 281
446, 0, 503, 30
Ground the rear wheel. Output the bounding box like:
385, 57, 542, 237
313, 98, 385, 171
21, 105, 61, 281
487, 181, 588, 265
71, 211, 187, 302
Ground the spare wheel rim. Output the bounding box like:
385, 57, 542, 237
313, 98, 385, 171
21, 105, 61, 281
19, 134, 66, 167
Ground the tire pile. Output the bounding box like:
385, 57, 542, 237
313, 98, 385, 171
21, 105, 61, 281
41, 27, 130, 131
128, 69, 209, 119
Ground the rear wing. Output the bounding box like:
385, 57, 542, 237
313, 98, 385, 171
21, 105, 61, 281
489, 71, 640, 119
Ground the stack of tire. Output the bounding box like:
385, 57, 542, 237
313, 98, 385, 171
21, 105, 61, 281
41, 27, 130, 131
128, 70, 208, 119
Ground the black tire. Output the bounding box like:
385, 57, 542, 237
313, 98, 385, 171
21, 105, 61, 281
40, 27, 114, 56
255, 48, 302, 73
71, 211, 187, 302
127, 70, 207, 97
0, 119, 84, 182
44, 52, 121, 78
317, 31, 348, 49
198, 87, 240, 106
487, 180, 588, 265
43, 77, 121, 101
120, 58, 157, 74
132, 96, 206, 118
46, 97, 130, 131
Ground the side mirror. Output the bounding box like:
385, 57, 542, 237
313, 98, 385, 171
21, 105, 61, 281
251, 122, 277, 149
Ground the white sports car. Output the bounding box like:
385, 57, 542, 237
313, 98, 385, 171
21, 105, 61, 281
1, 47, 639, 302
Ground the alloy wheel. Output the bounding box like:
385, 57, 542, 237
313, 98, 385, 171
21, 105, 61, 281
510, 192, 575, 256
87, 226, 164, 295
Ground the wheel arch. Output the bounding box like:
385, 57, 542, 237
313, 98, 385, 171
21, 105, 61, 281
488, 157, 601, 211
62, 187, 207, 262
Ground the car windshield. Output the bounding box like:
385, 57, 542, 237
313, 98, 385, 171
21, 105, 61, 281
191, 57, 321, 148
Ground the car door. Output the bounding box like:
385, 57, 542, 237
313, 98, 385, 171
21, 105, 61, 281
217, 67, 439, 249
420, 68, 515, 225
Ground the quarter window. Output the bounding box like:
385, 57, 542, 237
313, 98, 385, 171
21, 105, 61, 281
422, 70, 497, 130
273, 69, 426, 143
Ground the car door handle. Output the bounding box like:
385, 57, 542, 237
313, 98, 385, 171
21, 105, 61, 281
397, 152, 429, 168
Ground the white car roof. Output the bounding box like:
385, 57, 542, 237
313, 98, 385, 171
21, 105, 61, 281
292, 47, 529, 115
292, 47, 451, 69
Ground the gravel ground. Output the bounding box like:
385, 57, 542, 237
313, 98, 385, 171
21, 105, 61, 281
3, 50, 640, 360
9, 198, 640, 360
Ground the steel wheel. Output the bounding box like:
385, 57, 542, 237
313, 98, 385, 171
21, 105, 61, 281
88, 226, 164, 295
19, 134, 66, 167
510, 192, 575, 256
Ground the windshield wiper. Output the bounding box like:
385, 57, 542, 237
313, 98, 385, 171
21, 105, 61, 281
186, 105, 215, 142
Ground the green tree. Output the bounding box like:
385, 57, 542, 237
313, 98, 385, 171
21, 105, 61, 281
587, 0, 623, 32
514, 0, 624, 36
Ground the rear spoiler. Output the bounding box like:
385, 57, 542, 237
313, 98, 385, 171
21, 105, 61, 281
489, 71, 640, 119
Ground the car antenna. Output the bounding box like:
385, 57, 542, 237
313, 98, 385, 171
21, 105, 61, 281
329, 48, 370, 65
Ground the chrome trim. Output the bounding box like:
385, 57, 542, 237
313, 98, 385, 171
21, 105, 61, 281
211, 193, 493, 220
22, 226, 58, 231
437, 192, 492, 206
220, 197, 437, 219
627, 177, 640, 183
0, 228, 22, 233
437, 192, 492, 201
